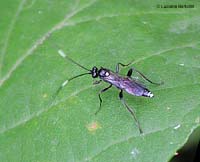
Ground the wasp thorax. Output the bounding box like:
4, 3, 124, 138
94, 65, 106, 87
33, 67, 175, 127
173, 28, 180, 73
99, 68, 110, 77
91, 66, 98, 78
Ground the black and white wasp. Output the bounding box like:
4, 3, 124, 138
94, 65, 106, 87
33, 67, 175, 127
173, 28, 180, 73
54, 50, 162, 134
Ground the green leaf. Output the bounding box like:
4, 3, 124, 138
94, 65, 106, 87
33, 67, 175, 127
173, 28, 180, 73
0, 0, 200, 161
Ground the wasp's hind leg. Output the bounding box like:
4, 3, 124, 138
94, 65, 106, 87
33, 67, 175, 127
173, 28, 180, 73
127, 68, 163, 85
119, 90, 143, 134
95, 84, 112, 115
116, 62, 132, 73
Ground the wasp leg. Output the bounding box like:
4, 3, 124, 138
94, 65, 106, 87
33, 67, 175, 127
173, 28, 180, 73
93, 80, 102, 85
116, 62, 132, 73
95, 84, 112, 115
127, 68, 163, 85
119, 90, 143, 134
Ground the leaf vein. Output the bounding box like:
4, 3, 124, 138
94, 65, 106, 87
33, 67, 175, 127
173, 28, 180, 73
65, 11, 187, 27
0, 0, 98, 87
1, 82, 200, 135
87, 121, 199, 161
0, 0, 27, 78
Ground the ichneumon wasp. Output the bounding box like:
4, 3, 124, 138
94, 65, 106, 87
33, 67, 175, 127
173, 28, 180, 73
53, 50, 162, 134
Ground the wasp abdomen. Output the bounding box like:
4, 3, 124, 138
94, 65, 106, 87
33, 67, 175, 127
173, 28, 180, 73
142, 89, 154, 98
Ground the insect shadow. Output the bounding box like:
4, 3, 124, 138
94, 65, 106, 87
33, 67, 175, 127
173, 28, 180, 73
53, 50, 163, 134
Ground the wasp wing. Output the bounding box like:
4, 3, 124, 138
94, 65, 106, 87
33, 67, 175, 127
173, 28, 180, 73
122, 77, 152, 97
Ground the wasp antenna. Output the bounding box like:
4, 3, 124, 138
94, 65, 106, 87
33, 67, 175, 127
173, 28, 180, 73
62, 80, 68, 87
58, 49, 67, 58
58, 49, 91, 72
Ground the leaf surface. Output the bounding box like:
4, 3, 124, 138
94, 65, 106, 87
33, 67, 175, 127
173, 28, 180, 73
0, 0, 200, 161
